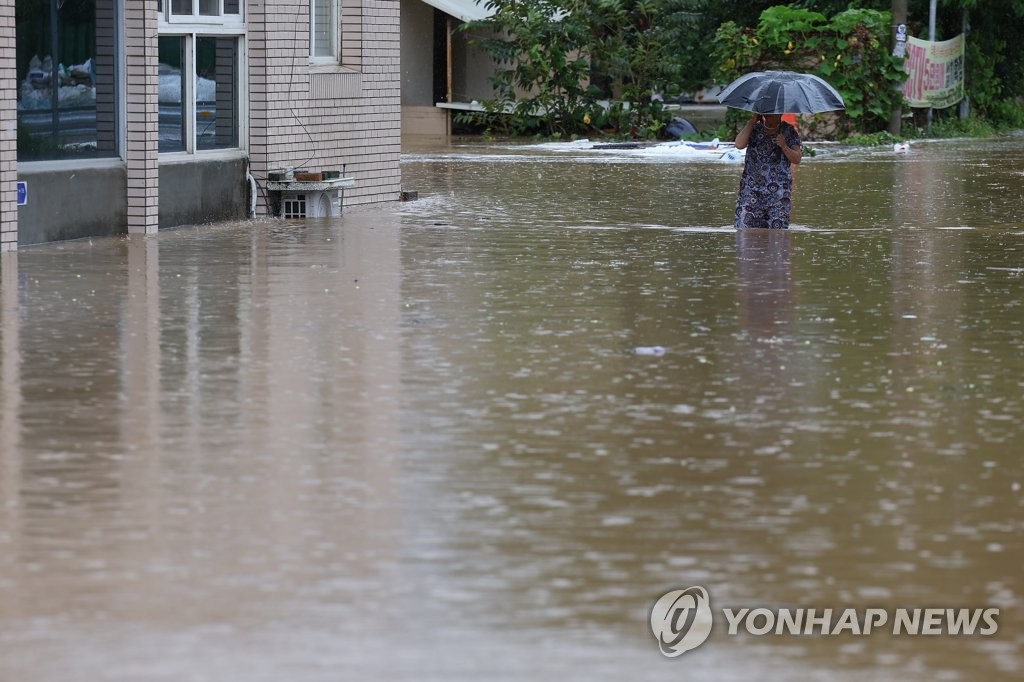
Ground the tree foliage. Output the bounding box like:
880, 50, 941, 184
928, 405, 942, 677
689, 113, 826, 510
931, 0, 1024, 126
465, 0, 703, 138
712, 7, 907, 135
461, 1, 1024, 139
466, 0, 595, 138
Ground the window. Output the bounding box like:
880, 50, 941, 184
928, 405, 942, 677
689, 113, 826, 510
167, 0, 242, 23
158, 35, 240, 153
158, 36, 186, 152
159, 2, 244, 154
197, 37, 240, 150
15, 0, 119, 161
311, 0, 338, 61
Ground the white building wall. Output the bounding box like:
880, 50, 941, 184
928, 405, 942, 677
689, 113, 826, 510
401, 0, 435, 106
249, 0, 402, 214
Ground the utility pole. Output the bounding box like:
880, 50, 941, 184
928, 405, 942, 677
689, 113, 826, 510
959, 8, 970, 119
888, 0, 908, 135
927, 0, 937, 133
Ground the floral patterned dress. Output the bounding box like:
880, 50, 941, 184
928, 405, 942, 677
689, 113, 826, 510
734, 121, 801, 229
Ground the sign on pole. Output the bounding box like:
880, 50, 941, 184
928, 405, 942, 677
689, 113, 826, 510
901, 34, 965, 109
893, 24, 907, 58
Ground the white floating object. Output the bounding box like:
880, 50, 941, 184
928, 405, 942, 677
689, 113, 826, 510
893, 142, 910, 153
634, 346, 666, 356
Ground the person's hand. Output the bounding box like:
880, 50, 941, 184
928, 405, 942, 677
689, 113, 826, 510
774, 133, 787, 148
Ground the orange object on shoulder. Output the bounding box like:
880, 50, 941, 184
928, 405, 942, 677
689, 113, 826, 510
782, 114, 798, 127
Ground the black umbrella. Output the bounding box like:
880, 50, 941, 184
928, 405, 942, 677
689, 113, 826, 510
717, 70, 845, 114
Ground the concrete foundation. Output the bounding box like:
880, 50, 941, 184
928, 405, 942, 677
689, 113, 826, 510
14, 158, 249, 245
159, 158, 249, 229
17, 164, 127, 245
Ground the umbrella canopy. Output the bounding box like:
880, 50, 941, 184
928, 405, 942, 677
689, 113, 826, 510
717, 71, 845, 114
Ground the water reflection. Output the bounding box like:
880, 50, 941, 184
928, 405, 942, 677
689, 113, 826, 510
736, 228, 794, 340
0, 219, 407, 680
1, 253, 22, 605
122, 237, 162, 466
396, 138, 1024, 680
731, 227, 797, 447
0, 139, 1022, 681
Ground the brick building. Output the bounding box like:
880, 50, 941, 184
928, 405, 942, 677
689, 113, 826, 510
1, 0, 401, 251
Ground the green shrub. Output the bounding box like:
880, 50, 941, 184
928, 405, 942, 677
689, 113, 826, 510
928, 115, 996, 138
464, 0, 691, 139
987, 98, 1024, 131
842, 131, 902, 146
712, 6, 906, 138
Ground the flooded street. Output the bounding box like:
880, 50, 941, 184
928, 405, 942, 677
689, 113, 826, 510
1, 136, 1023, 680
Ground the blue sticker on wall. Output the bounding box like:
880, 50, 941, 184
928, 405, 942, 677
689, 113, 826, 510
17, 181, 27, 206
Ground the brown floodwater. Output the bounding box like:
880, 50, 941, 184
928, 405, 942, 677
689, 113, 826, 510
0, 136, 1022, 681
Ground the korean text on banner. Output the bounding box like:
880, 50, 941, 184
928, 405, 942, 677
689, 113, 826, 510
901, 35, 965, 109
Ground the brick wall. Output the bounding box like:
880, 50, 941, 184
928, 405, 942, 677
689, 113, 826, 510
248, 0, 401, 214
0, 0, 16, 251
2, 0, 400, 247
124, 1, 160, 234
95, 0, 117, 156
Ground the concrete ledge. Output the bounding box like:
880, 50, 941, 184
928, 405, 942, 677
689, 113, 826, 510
402, 105, 450, 137
159, 158, 248, 229
266, 177, 355, 192
17, 165, 127, 245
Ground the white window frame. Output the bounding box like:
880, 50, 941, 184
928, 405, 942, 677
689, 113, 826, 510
309, 0, 339, 64
159, 6, 247, 157
164, 0, 244, 27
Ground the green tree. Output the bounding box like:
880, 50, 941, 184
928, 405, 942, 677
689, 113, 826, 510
665, 0, 805, 91
466, 0, 597, 138
462, 0, 1023, 139
586, 0, 698, 136
837, 0, 1024, 128
465, 0, 702, 138
928, 0, 1024, 127
712, 6, 907, 136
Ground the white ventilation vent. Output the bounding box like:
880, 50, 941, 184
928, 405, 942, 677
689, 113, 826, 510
280, 190, 340, 218
282, 194, 306, 218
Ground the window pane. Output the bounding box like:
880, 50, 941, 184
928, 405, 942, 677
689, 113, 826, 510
198, 0, 219, 16
171, 0, 192, 14
196, 37, 238, 150
158, 36, 186, 152
16, 0, 119, 161
312, 0, 334, 57
224, 0, 240, 14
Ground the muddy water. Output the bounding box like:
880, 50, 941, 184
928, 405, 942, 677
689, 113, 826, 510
1, 136, 1022, 680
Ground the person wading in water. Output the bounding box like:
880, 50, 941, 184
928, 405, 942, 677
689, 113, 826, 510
733, 113, 802, 229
